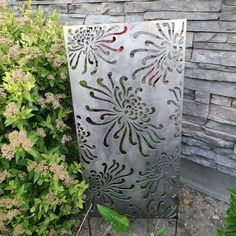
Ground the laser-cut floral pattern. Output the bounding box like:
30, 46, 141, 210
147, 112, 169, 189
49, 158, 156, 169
66, 25, 127, 73
167, 87, 182, 138
76, 115, 97, 164
137, 149, 180, 199
87, 160, 134, 204
146, 195, 178, 219
64, 20, 186, 219
80, 72, 164, 157
130, 21, 185, 87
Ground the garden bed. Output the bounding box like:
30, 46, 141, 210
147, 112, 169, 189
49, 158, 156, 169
80, 185, 228, 236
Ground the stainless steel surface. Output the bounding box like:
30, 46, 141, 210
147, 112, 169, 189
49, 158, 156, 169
64, 19, 186, 218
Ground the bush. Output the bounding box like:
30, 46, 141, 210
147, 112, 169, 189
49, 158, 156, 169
216, 189, 236, 236
0, 2, 88, 235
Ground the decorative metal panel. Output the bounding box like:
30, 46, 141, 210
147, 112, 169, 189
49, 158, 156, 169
64, 19, 186, 219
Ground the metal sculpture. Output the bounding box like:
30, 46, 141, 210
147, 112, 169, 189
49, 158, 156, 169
64, 20, 186, 224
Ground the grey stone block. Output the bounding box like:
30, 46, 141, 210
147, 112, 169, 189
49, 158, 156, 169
205, 120, 236, 139
194, 33, 228, 43
38, 4, 68, 13
204, 126, 236, 142
224, 0, 236, 5
192, 49, 236, 67
198, 63, 236, 73
183, 114, 207, 125
182, 145, 236, 169
228, 34, 236, 44
184, 89, 195, 94
125, 13, 144, 22
217, 165, 236, 177
144, 11, 220, 21
69, 3, 124, 15
233, 99, 236, 107
211, 95, 232, 107
182, 120, 204, 132
185, 61, 199, 69
184, 88, 195, 100
221, 5, 236, 21
85, 15, 124, 24
59, 14, 85, 25
213, 147, 236, 156
195, 91, 210, 104
182, 130, 235, 149
125, 0, 222, 13
182, 136, 212, 150
188, 21, 236, 33
185, 68, 236, 82
182, 153, 216, 169
193, 42, 236, 51
183, 100, 209, 119
184, 78, 236, 98
209, 104, 236, 126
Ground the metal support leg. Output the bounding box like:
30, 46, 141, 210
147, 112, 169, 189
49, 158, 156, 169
175, 217, 178, 236
87, 214, 92, 236
174, 191, 180, 236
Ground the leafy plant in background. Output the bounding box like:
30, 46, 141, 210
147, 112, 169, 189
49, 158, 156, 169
154, 226, 167, 236
0, 1, 88, 235
97, 204, 130, 233
216, 189, 236, 236
96, 204, 167, 236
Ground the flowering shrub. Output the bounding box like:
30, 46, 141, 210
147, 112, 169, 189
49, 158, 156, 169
0, 2, 88, 235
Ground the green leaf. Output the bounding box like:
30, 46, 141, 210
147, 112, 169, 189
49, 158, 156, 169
18, 184, 25, 195
215, 229, 225, 236
25, 229, 32, 235
155, 226, 168, 236
27, 148, 40, 161
97, 204, 130, 233
24, 91, 33, 102
17, 159, 27, 166
33, 172, 40, 183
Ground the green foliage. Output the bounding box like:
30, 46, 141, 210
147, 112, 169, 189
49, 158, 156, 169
216, 189, 236, 236
97, 204, 130, 233
155, 226, 167, 236
0, 2, 88, 235
216, 229, 225, 236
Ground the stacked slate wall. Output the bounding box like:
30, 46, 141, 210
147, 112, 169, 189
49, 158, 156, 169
11, 0, 236, 178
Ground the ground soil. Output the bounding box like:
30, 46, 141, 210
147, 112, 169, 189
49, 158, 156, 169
79, 185, 228, 236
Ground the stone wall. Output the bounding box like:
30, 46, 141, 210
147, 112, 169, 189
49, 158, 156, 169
11, 0, 236, 179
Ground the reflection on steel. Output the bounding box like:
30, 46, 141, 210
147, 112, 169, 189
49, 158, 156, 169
64, 19, 186, 218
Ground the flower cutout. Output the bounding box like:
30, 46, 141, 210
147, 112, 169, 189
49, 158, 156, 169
66, 25, 127, 73
80, 72, 164, 157
137, 149, 180, 199
87, 160, 134, 204
167, 87, 182, 138
76, 115, 97, 164
130, 21, 185, 87
146, 194, 178, 219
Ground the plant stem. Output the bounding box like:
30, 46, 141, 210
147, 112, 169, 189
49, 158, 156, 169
102, 224, 112, 236
154, 219, 160, 234
75, 203, 93, 236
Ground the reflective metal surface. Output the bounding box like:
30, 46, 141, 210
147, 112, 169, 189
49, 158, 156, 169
64, 20, 186, 218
